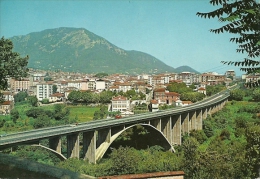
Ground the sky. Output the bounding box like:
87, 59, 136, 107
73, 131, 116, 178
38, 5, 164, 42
0, 0, 248, 75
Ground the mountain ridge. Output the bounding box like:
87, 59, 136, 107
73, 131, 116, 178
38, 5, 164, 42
10, 27, 199, 74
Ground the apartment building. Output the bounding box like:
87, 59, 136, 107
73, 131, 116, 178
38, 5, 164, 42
225, 70, 236, 77
96, 79, 106, 91
10, 78, 30, 92
199, 72, 225, 85
36, 83, 53, 101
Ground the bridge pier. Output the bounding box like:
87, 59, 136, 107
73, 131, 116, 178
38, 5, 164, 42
151, 118, 161, 131
172, 115, 181, 145
161, 117, 171, 146
97, 128, 111, 148
83, 131, 96, 163
181, 112, 189, 134
196, 109, 202, 130
49, 136, 61, 153
67, 133, 79, 159
190, 111, 196, 131
202, 108, 207, 119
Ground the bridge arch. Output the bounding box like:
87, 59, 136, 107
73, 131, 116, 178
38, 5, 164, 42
95, 123, 175, 161
31, 144, 67, 161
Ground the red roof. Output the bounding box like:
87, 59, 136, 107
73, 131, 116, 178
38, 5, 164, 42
112, 96, 127, 101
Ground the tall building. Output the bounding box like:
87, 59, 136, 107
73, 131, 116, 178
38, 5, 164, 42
36, 83, 53, 101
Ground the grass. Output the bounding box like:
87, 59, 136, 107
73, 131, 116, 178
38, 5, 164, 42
67, 105, 99, 122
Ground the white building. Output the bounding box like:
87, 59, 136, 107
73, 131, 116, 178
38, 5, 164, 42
36, 83, 53, 101
96, 79, 106, 91
111, 96, 130, 112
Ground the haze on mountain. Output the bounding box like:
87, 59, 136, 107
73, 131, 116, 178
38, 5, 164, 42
10, 27, 199, 74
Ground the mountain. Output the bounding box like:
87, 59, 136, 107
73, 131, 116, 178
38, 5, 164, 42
174, 65, 200, 74
10, 27, 198, 74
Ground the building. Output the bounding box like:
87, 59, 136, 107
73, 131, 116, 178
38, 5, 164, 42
96, 79, 106, 91
49, 93, 64, 102
111, 96, 130, 112
10, 79, 30, 92
0, 101, 14, 115
118, 82, 132, 93
36, 83, 53, 101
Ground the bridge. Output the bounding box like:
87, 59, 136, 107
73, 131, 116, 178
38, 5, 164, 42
0, 91, 229, 163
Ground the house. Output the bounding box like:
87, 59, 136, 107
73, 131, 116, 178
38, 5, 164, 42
198, 87, 206, 95
153, 88, 180, 105
49, 93, 64, 102
149, 99, 159, 112
0, 101, 14, 115
2, 91, 14, 102
118, 82, 132, 93
111, 96, 130, 112
182, 101, 193, 106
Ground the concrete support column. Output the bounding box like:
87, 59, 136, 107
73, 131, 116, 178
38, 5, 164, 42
196, 109, 203, 130
83, 131, 96, 163
67, 133, 79, 159
190, 111, 196, 131
97, 128, 111, 148
181, 112, 189, 134
49, 136, 61, 153
161, 117, 171, 143
151, 118, 161, 131
172, 114, 181, 145
202, 108, 207, 119
207, 106, 212, 116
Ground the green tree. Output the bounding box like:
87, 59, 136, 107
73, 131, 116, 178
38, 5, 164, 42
181, 137, 199, 179
67, 90, 82, 103
252, 88, 260, 101
52, 85, 58, 93
94, 73, 108, 78
244, 124, 260, 178
197, 0, 260, 77
230, 89, 245, 101
99, 90, 113, 104
10, 108, 19, 123
33, 115, 51, 129
41, 98, 49, 104
27, 96, 38, 107
167, 82, 192, 94
81, 91, 93, 104
14, 91, 28, 103
0, 37, 29, 91
109, 146, 141, 175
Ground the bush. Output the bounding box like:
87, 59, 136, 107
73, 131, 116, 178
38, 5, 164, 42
41, 98, 49, 104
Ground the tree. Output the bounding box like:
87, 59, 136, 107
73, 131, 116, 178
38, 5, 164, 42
197, 1, 260, 80
252, 88, 260, 101
52, 85, 58, 93
0, 37, 29, 91
10, 108, 19, 123
230, 89, 245, 101
67, 90, 82, 103
244, 124, 260, 178
14, 91, 28, 103
27, 96, 38, 107
167, 82, 192, 94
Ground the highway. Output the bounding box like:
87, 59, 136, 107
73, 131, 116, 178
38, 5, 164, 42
0, 90, 230, 149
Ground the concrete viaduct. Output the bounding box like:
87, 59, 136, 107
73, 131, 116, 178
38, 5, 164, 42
0, 92, 229, 163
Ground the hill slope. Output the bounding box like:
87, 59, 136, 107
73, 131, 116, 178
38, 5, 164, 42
11, 27, 178, 74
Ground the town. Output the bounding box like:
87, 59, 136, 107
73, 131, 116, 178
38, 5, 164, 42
1, 68, 243, 116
